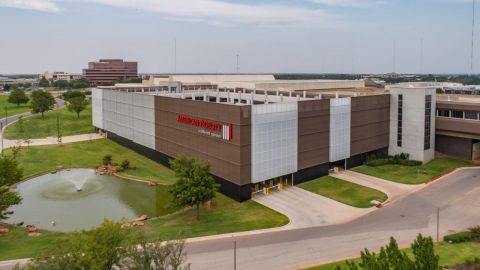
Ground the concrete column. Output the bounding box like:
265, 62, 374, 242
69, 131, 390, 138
276, 90, 279, 96
203, 93, 207, 102
303, 91, 306, 98
318, 93, 322, 99
335, 92, 339, 99
280, 93, 284, 103
289, 91, 292, 97
296, 95, 300, 101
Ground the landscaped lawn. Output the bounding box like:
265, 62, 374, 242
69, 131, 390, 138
298, 176, 387, 208
352, 157, 474, 185
0, 139, 289, 260
6, 139, 176, 184
0, 95, 31, 119
4, 104, 94, 140
304, 242, 480, 270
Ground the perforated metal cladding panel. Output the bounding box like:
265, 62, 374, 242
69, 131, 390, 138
101, 90, 155, 149
329, 98, 351, 162
92, 88, 103, 129
251, 102, 298, 183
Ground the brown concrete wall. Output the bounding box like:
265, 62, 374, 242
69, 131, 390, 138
350, 95, 390, 156
154, 96, 251, 186
435, 134, 473, 160
298, 99, 330, 170
436, 117, 480, 136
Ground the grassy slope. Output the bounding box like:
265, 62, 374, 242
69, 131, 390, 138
0, 194, 288, 260
352, 157, 474, 185
298, 176, 387, 208
7, 139, 176, 184
0, 95, 30, 118
4, 105, 94, 140
304, 242, 480, 270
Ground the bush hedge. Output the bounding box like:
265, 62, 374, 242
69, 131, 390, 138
444, 230, 480, 243
365, 153, 422, 167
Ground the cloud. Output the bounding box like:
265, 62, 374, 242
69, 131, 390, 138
0, 0, 59, 12
82, 0, 337, 27
309, 0, 386, 7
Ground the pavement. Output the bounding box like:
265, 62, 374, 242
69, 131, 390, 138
330, 170, 422, 203
2, 167, 479, 270
253, 186, 373, 229
183, 167, 480, 270
0, 98, 104, 151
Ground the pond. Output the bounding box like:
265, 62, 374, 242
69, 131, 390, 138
7, 169, 169, 232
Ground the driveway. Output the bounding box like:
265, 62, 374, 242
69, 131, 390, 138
184, 167, 480, 270
253, 186, 373, 229
331, 170, 422, 203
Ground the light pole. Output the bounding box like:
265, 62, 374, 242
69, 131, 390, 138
233, 239, 237, 270
436, 207, 440, 242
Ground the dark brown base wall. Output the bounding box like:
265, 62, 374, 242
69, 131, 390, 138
435, 134, 473, 160
293, 163, 330, 185
347, 147, 389, 168
106, 132, 252, 202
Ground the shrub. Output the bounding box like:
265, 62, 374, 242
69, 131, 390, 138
399, 160, 422, 166
365, 159, 390, 167
469, 225, 480, 235
120, 159, 130, 170
102, 154, 112, 165
444, 231, 479, 243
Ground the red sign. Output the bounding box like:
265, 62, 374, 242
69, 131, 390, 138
176, 115, 222, 132
176, 115, 232, 141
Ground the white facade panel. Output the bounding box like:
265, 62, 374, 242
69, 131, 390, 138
91, 88, 104, 129
251, 102, 298, 183
101, 90, 156, 149
329, 97, 351, 162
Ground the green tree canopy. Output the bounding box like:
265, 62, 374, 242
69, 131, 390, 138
0, 155, 23, 220
53, 80, 69, 89
67, 96, 88, 118
169, 155, 219, 220
69, 79, 90, 89
38, 77, 50, 87
62, 90, 85, 101
30, 90, 55, 119
15, 220, 190, 270
335, 234, 439, 270
7, 88, 29, 107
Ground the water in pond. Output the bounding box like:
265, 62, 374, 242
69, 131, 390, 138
7, 169, 161, 232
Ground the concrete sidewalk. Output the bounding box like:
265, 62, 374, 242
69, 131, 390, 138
1, 133, 104, 150
330, 170, 422, 203
253, 186, 374, 229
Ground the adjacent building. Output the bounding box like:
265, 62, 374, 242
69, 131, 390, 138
40, 71, 83, 82
83, 59, 138, 87
91, 75, 479, 202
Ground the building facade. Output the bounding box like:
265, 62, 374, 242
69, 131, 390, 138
83, 59, 138, 87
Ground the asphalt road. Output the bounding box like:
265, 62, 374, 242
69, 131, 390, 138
185, 168, 480, 270
0, 168, 478, 270
0, 98, 64, 131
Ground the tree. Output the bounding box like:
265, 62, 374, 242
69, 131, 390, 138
38, 77, 50, 87
169, 155, 219, 220
0, 156, 23, 220
67, 96, 88, 118
62, 90, 85, 101
102, 154, 112, 165
15, 220, 190, 270
69, 79, 90, 89
335, 234, 439, 270
8, 88, 29, 107
3, 84, 11, 91
30, 90, 55, 119
53, 80, 69, 89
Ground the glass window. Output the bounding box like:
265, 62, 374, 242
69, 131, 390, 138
465, 111, 479, 120
452, 111, 464, 119
397, 94, 403, 147
424, 95, 432, 150
437, 109, 450, 117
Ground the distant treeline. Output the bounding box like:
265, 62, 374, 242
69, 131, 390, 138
274, 74, 363, 80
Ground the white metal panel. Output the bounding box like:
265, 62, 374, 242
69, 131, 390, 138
251, 102, 298, 183
92, 88, 104, 129
329, 97, 351, 162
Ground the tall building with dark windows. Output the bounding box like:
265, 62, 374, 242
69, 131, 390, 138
83, 59, 138, 86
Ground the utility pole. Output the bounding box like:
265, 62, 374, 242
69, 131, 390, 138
471, 0, 476, 75
1, 121, 3, 155
233, 239, 237, 270
174, 38, 177, 74
236, 54, 239, 73
436, 207, 440, 242
57, 114, 61, 144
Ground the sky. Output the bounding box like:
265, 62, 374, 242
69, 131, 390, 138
0, 0, 478, 74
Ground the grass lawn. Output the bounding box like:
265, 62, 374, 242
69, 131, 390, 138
352, 157, 474, 185
0, 193, 288, 260
0, 95, 30, 119
304, 242, 480, 270
6, 139, 176, 184
298, 176, 387, 208
0, 139, 289, 260
4, 104, 94, 140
